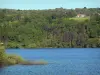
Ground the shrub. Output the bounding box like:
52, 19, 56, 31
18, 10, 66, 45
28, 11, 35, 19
0, 43, 6, 67
5, 54, 25, 66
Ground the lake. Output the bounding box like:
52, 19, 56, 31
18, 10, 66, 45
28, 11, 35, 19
0, 48, 100, 75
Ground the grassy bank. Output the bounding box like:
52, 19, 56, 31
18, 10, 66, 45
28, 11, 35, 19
0, 43, 48, 67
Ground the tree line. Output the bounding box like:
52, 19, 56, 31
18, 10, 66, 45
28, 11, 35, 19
0, 7, 100, 48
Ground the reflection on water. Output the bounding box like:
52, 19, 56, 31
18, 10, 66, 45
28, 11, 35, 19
0, 48, 100, 75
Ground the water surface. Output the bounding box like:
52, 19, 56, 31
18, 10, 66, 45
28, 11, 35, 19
0, 48, 100, 75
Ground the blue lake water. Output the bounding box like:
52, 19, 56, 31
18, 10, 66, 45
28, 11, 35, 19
0, 48, 100, 75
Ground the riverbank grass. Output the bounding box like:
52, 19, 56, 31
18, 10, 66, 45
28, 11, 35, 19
0, 42, 48, 67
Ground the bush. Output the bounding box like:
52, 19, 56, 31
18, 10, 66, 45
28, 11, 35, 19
0, 42, 48, 67
5, 54, 25, 66
0, 43, 6, 67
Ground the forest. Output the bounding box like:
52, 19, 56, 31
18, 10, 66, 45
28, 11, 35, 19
0, 7, 100, 48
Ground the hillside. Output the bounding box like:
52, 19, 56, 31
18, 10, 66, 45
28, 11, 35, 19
0, 8, 100, 48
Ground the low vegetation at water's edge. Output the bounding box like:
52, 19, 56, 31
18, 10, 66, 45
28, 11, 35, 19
0, 43, 48, 67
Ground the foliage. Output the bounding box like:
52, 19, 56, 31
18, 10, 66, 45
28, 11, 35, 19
0, 43, 6, 67
5, 54, 24, 66
0, 43, 48, 67
0, 43, 24, 66
69, 17, 89, 22
0, 8, 100, 48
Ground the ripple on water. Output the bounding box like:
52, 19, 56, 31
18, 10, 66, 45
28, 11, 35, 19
2, 49, 100, 75
0, 61, 100, 75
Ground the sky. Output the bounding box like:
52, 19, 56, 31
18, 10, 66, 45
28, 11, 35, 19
0, 0, 100, 10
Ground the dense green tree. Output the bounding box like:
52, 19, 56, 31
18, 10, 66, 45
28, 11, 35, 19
0, 8, 100, 48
